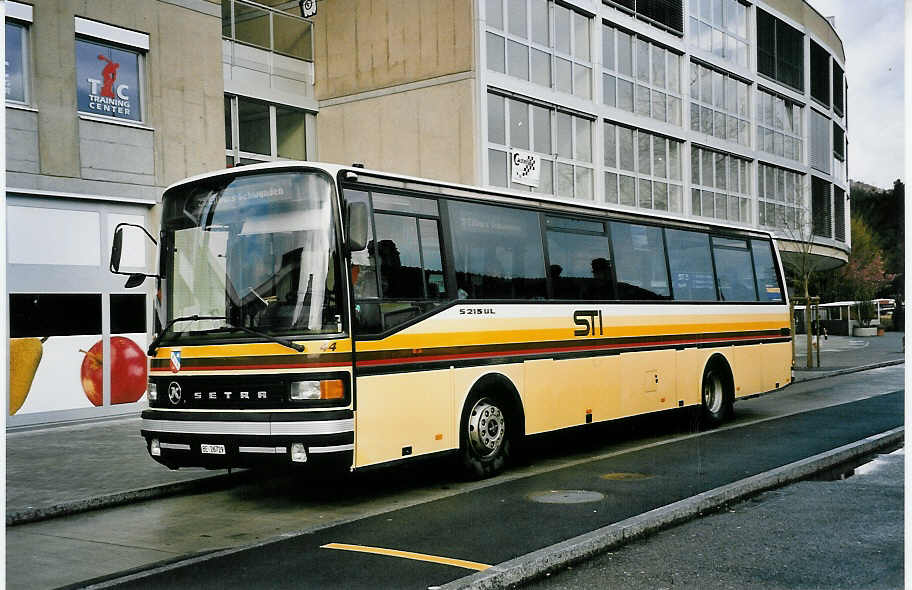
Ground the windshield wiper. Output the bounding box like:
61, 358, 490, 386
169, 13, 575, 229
147, 314, 305, 355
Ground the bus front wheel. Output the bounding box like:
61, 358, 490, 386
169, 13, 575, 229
459, 394, 511, 479
700, 362, 733, 428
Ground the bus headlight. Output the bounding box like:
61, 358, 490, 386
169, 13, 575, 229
289, 379, 345, 401
148, 382, 158, 402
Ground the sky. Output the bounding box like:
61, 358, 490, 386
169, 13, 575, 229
807, 0, 905, 189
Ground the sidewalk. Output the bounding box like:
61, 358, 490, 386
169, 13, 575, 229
5, 331, 906, 525
791, 330, 904, 381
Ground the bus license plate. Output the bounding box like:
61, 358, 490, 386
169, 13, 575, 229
200, 444, 225, 455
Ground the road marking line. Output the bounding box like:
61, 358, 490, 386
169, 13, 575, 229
321, 542, 491, 571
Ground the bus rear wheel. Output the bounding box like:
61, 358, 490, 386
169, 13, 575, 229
460, 394, 511, 479
700, 363, 732, 428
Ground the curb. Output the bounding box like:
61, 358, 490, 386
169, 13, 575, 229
5, 471, 246, 526
437, 427, 905, 590
792, 359, 904, 383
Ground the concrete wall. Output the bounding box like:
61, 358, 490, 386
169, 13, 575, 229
313, 0, 474, 100
318, 77, 477, 184
10, 0, 224, 199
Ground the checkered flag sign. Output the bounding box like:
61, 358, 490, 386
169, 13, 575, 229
299, 0, 317, 18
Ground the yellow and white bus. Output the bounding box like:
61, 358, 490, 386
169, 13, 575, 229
111, 161, 791, 478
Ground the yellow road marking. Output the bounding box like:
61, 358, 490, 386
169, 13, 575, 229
321, 542, 491, 571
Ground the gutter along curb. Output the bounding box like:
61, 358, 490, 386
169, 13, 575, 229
438, 427, 905, 590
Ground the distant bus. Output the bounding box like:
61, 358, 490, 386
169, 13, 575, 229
111, 162, 792, 478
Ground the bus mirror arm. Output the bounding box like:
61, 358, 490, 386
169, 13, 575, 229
346, 202, 369, 252
110, 222, 161, 288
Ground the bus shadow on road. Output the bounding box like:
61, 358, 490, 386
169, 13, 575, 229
219, 407, 706, 509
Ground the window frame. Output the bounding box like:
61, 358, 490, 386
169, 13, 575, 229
224, 94, 310, 167
689, 60, 751, 147
690, 145, 753, 224
222, 0, 314, 62
486, 91, 594, 200
604, 121, 684, 213
74, 35, 147, 124
5, 17, 30, 105
687, 0, 750, 68
757, 162, 805, 231
486, 0, 593, 99
756, 86, 804, 163
603, 23, 683, 126
809, 40, 831, 108
756, 8, 804, 93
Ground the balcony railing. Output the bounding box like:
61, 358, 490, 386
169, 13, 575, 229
222, 0, 313, 62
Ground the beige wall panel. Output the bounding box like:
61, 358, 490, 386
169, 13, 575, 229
317, 80, 477, 184
354, 369, 455, 467
315, 0, 474, 100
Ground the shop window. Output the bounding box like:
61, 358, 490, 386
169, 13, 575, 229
111, 294, 147, 334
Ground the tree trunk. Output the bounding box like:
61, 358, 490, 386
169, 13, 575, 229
804, 274, 813, 368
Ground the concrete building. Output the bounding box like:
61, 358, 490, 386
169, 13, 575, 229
6, 0, 849, 426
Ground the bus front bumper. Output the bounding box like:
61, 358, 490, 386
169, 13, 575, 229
140, 409, 354, 469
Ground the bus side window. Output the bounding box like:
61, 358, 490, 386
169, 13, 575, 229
448, 201, 547, 300
609, 221, 671, 300
712, 237, 759, 302
750, 239, 783, 302
666, 229, 717, 301
546, 229, 615, 301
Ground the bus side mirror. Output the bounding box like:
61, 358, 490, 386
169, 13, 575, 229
347, 202, 369, 252
110, 223, 160, 288
110, 229, 124, 272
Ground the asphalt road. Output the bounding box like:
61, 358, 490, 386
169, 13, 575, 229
525, 448, 904, 590
96, 390, 902, 589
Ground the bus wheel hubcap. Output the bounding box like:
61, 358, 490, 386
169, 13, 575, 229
468, 399, 505, 458
703, 373, 723, 414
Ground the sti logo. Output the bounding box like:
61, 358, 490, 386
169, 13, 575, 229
170, 350, 182, 373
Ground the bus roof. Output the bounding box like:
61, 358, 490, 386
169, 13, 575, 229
164, 160, 776, 240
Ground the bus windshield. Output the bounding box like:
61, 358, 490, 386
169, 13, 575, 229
158, 170, 342, 342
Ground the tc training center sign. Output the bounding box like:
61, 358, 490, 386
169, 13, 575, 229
76, 37, 141, 122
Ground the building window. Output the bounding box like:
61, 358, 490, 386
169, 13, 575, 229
833, 63, 844, 116
809, 109, 830, 174
811, 176, 832, 238
756, 88, 803, 162
604, 122, 683, 212
224, 95, 309, 166
833, 122, 845, 161
833, 185, 846, 242
810, 40, 830, 107
604, 0, 684, 36
758, 163, 804, 230
687, 0, 748, 68
75, 37, 144, 122
757, 9, 803, 92
689, 62, 750, 147
690, 146, 751, 223
486, 0, 592, 99
5, 20, 28, 103
603, 24, 682, 126
487, 92, 593, 200
222, 0, 313, 61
